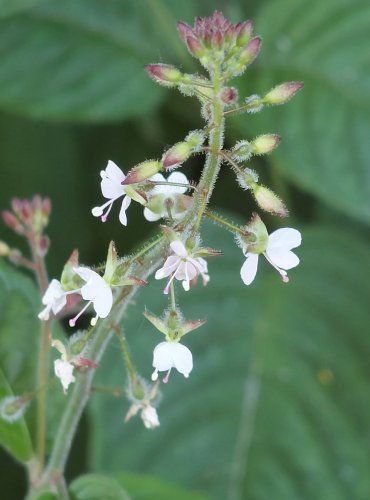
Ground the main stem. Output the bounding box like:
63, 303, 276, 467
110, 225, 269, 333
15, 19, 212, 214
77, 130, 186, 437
41, 62, 226, 491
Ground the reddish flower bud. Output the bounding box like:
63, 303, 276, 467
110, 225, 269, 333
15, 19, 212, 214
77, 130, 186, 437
122, 160, 161, 185
162, 142, 192, 169
2, 211, 24, 234
221, 86, 239, 105
263, 82, 304, 105
236, 20, 253, 46
145, 64, 183, 87
239, 36, 262, 66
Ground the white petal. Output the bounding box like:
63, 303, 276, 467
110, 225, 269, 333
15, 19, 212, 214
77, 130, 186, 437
265, 248, 299, 270
152, 342, 174, 371
268, 228, 301, 250
118, 196, 131, 226
141, 405, 160, 429
155, 256, 180, 279
143, 207, 161, 222
170, 240, 188, 258
105, 160, 126, 183
240, 253, 259, 285
74, 267, 94, 285
92, 283, 113, 318
166, 172, 189, 194
54, 359, 75, 393
171, 342, 193, 378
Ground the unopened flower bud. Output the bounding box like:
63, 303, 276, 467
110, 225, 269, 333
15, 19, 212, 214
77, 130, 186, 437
231, 140, 253, 161
0, 395, 29, 423
235, 36, 261, 73
103, 241, 118, 283
236, 20, 253, 46
162, 142, 192, 169
122, 160, 161, 185
145, 64, 183, 87
221, 87, 238, 105
251, 134, 281, 155
263, 82, 303, 105
253, 185, 288, 217
2, 211, 24, 235
177, 22, 205, 58
0, 241, 10, 256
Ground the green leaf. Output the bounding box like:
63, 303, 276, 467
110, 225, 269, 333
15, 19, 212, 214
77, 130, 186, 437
114, 472, 209, 500
70, 474, 130, 500
87, 219, 370, 499
0, 368, 33, 462
234, 0, 370, 223
0, 0, 41, 18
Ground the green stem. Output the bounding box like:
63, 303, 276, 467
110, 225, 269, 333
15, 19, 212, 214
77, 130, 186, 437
115, 329, 137, 383
204, 210, 247, 237
42, 241, 167, 485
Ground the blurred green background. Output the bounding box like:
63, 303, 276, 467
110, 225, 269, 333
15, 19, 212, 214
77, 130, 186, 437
0, 0, 369, 498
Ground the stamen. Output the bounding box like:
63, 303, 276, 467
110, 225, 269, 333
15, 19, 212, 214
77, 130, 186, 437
151, 369, 159, 381
101, 200, 114, 222
163, 262, 181, 295
69, 301, 92, 327
90, 315, 98, 326
163, 368, 172, 384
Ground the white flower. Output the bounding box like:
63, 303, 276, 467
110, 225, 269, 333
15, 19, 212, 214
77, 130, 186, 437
144, 172, 189, 222
141, 405, 160, 429
38, 279, 67, 320
69, 267, 113, 327
54, 358, 76, 394
91, 160, 132, 225
155, 240, 209, 293
241, 227, 301, 285
152, 341, 193, 383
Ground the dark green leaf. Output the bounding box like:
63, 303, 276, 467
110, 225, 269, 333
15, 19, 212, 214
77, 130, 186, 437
70, 473, 130, 500
234, 0, 370, 223
0, 0, 41, 18
88, 219, 370, 499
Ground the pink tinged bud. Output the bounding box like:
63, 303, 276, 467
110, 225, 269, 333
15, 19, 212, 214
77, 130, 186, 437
42, 197, 51, 218
162, 142, 192, 169
75, 357, 98, 369
221, 87, 238, 105
236, 20, 253, 46
239, 36, 261, 66
122, 161, 161, 185
145, 64, 183, 87
186, 35, 205, 58
263, 82, 304, 105
2, 211, 24, 234
176, 21, 195, 43
251, 134, 281, 155
253, 185, 288, 217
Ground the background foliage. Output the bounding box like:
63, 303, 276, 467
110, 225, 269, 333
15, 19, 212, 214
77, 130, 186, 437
0, 0, 369, 498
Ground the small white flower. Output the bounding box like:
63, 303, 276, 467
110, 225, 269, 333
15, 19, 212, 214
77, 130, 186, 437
155, 240, 209, 294
54, 358, 76, 394
92, 160, 132, 225
144, 172, 189, 222
152, 341, 193, 383
38, 279, 67, 321
69, 267, 113, 327
141, 405, 160, 429
241, 227, 301, 285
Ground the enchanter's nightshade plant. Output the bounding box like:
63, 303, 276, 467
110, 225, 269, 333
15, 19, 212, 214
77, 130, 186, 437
0, 11, 303, 497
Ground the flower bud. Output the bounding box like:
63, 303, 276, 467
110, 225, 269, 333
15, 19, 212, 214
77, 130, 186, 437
235, 36, 261, 73
103, 241, 117, 283
162, 142, 192, 169
231, 140, 253, 161
122, 160, 161, 185
145, 64, 183, 87
221, 87, 238, 105
251, 134, 281, 155
0, 241, 10, 256
177, 22, 205, 58
0, 395, 29, 423
263, 82, 303, 105
236, 20, 253, 46
253, 185, 288, 217
2, 211, 24, 235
